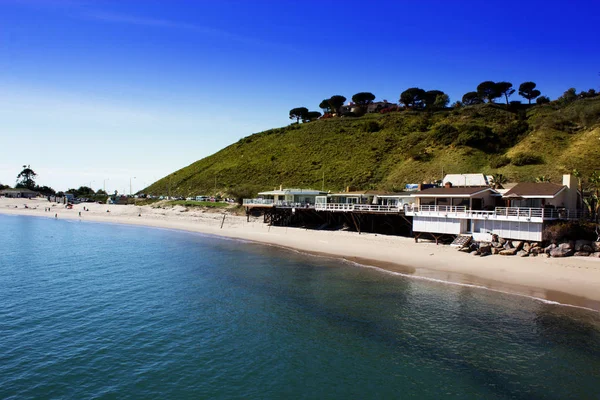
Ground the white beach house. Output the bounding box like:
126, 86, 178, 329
405, 174, 580, 242
314, 190, 413, 212
243, 188, 328, 208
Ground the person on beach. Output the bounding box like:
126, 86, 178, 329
55, 213, 57, 218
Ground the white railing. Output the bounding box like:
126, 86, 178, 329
243, 198, 274, 206
407, 205, 467, 213
315, 203, 402, 213
274, 201, 314, 208
405, 205, 585, 220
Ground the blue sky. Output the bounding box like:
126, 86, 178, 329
1, 0, 599, 192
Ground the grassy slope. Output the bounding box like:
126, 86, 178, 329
146, 97, 600, 196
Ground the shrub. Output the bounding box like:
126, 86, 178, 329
536, 96, 551, 105
511, 152, 544, 166
496, 121, 529, 146
455, 125, 498, 152
543, 221, 597, 244
489, 155, 510, 168
361, 121, 381, 133
379, 106, 400, 114
432, 124, 459, 145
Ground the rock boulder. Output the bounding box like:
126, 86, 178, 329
499, 248, 518, 256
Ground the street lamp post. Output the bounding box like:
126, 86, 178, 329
103, 178, 109, 193
130, 177, 136, 196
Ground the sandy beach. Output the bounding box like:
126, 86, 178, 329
3, 197, 600, 311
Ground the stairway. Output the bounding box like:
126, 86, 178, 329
450, 235, 472, 248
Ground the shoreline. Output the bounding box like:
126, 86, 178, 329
3, 198, 600, 312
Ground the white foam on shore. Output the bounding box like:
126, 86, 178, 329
343, 259, 600, 313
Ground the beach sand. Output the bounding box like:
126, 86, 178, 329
3, 197, 600, 311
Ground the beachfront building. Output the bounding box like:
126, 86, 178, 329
243, 188, 327, 208
405, 174, 581, 242
315, 190, 413, 213
0, 188, 39, 198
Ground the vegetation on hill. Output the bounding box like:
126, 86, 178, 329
145, 95, 600, 198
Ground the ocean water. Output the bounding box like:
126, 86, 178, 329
1, 215, 600, 399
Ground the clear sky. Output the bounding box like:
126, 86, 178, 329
1, 0, 599, 193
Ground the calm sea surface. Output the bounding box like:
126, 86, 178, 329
1, 215, 600, 399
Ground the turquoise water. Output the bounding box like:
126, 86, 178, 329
1, 215, 600, 399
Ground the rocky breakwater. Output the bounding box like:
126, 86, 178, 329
458, 236, 600, 258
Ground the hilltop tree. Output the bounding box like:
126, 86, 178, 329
289, 107, 309, 123
16, 165, 37, 189
351, 92, 376, 109
423, 90, 445, 109
400, 87, 426, 109
319, 99, 331, 113
303, 111, 322, 122
496, 82, 515, 105
433, 93, 450, 109
462, 91, 483, 105
536, 96, 551, 105
477, 81, 501, 103
0, 183, 8, 190
518, 82, 541, 104
558, 88, 577, 104
328, 95, 346, 115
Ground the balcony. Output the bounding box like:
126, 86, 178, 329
243, 198, 274, 206
315, 203, 402, 213
242, 199, 315, 209
404, 205, 585, 221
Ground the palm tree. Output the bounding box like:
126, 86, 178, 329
573, 169, 584, 210
535, 175, 551, 183
491, 173, 507, 189
583, 170, 600, 222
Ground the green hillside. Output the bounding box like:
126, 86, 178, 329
145, 97, 600, 197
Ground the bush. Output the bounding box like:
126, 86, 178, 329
536, 96, 551, 105
496, 121, 529, 146
489, 155, 510, 168
361, 121, 381, 133
432, 124, 459, 145
543, 221, 597, 244
455, 125, 498, 152
511, 152, 544, 166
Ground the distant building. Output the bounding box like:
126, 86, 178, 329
244, 188, 328, 208
0, 188, 39, 198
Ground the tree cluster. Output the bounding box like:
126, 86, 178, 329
462, 81, 542, 105
399, 88, 448, 110
289, 107, 322, 123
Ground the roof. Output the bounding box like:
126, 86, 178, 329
377, 193, 414, 198
503, 182, 566, 198
443, 173, 493, 187
412, 186, 497, 197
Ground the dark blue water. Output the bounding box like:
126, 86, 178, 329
1, 215, 600, 399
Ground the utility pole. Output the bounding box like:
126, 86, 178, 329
130, 176, 136, 196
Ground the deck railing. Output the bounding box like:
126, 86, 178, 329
243, 198, 274, 206
315, 203, 402, 213
405, 205, 585, 220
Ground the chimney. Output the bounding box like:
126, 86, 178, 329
562, 174, 577, 210
346, 186, 350, 192
279, 184, 283, 191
